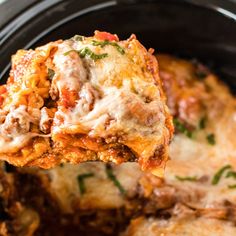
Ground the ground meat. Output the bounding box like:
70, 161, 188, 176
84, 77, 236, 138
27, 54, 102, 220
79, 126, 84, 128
1, 106, 31, 135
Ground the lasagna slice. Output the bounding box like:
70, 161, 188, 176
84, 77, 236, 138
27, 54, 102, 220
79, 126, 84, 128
0, 31, 173, 171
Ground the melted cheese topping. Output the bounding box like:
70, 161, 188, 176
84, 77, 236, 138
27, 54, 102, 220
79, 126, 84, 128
53, 40, 87, 91
52, 36, 170, 164
122, 217, 236, 236
47, 162, 142, 213
0, 106, 41, 153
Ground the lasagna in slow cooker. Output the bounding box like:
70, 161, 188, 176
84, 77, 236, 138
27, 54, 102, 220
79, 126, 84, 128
0, 51, 235, 235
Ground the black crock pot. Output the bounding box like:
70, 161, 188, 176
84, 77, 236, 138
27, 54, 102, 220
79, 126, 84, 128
0, 0, 236, 90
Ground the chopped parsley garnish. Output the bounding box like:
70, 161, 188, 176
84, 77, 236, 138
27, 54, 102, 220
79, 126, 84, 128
173, 118, 193, 138
48, 68, 55, 80
199, 116, 207, 129
175, 175, 198, 182
212, 165, 232, 185
92, 40, 125, 55
105, 164, 126, 195
79, 47, 108, 60
228, 184, 236, 189
63, 49, 78, 56
226, 171, 236, 179
64, 48, 108, 61
73, 35, 84, 41
77, 173, 94, 195
206, 133, 216, 145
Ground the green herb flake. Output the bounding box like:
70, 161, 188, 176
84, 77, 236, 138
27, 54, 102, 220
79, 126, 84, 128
105, 164, 126, 195
206, 133, 216, 145
64, 48, 108, 61
212, 165, 232, 185
79, 47, 108, 60
63, 50, 78, 56
175, 175, 198, 182
226, 171, 236, 179
228, 184, 236, 189
199, 116, 207, 129
77, 173, 94, 195
173, 118, 193, 138
73, 35, 84, 41
92, 40, 109, 47
92, 40, 125, 55
48, 68, 55, 80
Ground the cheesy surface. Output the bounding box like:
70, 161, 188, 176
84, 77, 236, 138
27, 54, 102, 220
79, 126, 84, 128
0, 31, 173, 171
